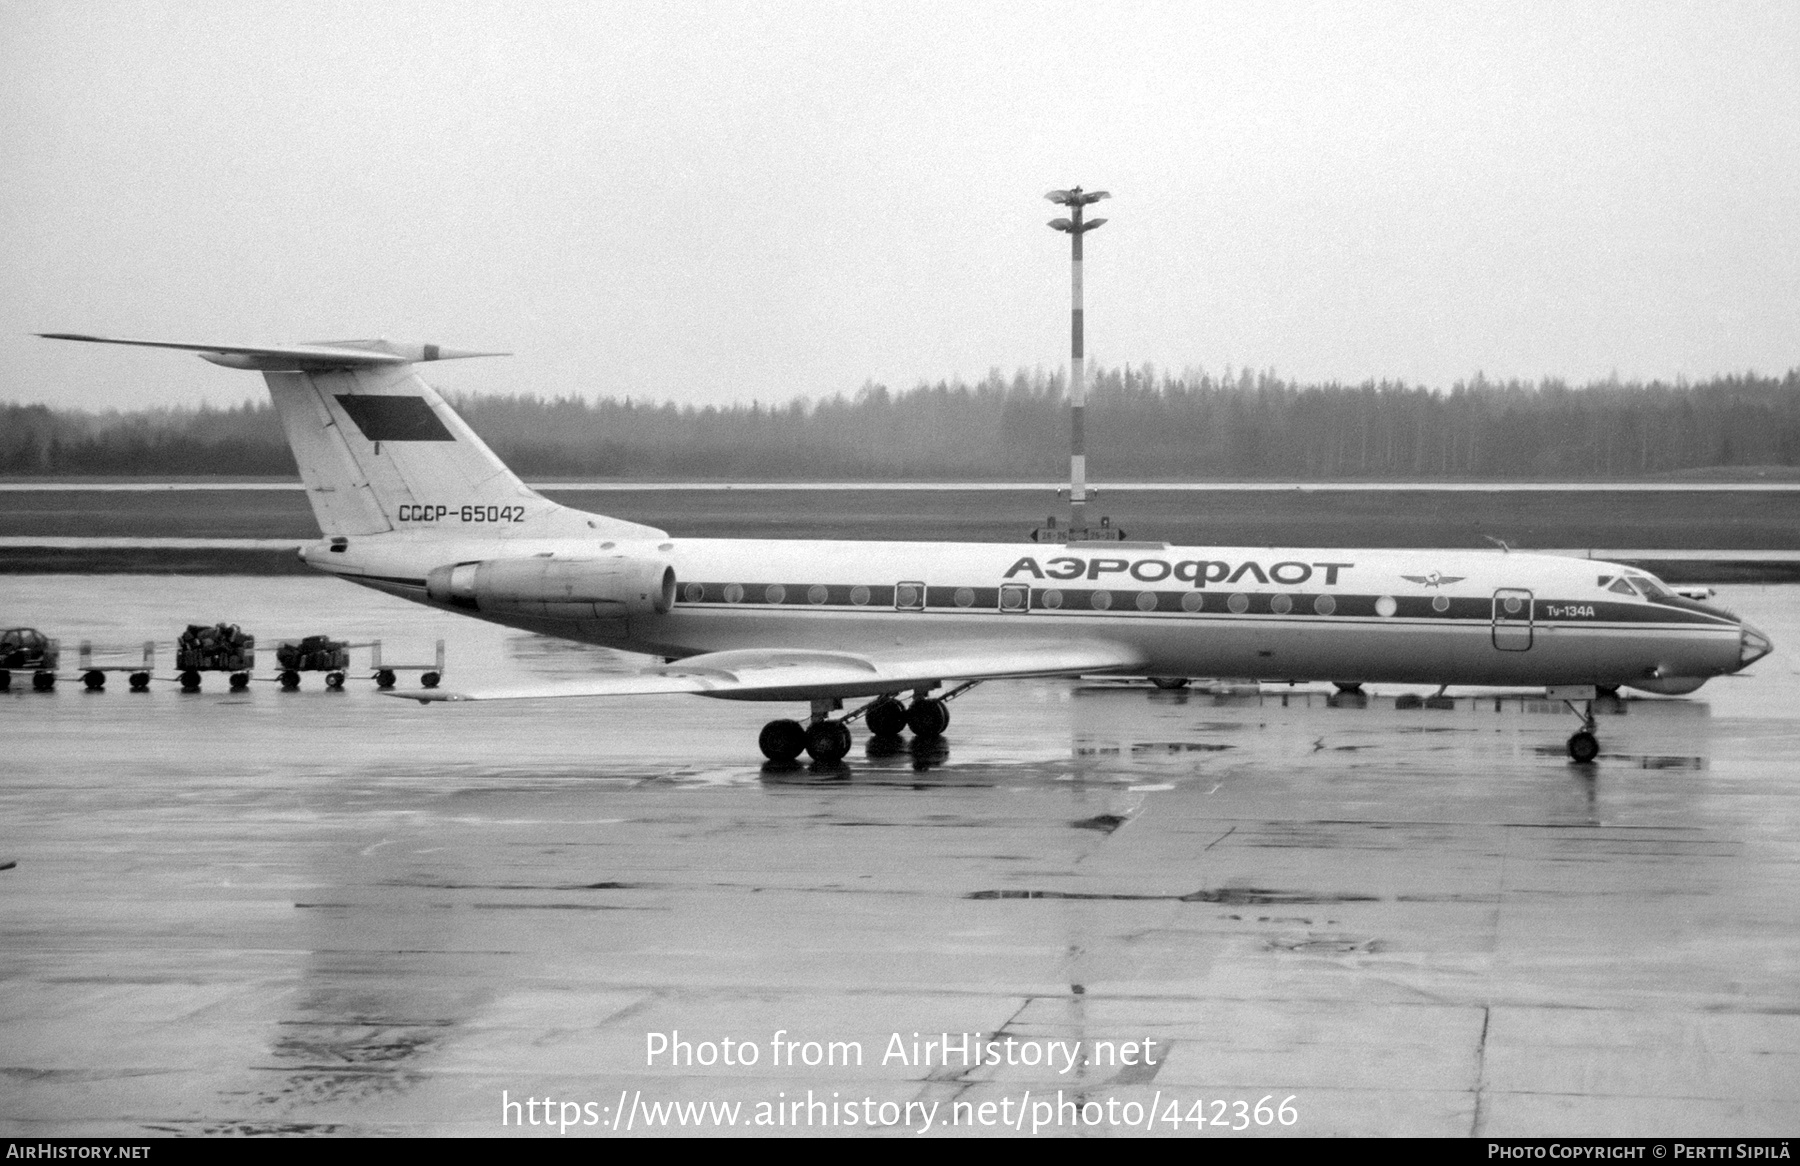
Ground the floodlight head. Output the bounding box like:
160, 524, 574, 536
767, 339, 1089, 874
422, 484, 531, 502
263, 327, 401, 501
1048, 217, 1074, 232
1045, 189, 1074, 204
1079, 190, 1111, 205
1081, 217, 1108, 232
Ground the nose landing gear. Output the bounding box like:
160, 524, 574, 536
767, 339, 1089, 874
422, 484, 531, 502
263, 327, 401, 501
1555, 686, 1603, 763
1568, 728, 1600, 765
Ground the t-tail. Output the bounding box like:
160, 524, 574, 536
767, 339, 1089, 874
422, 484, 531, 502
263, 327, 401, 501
37, 333, 663, 541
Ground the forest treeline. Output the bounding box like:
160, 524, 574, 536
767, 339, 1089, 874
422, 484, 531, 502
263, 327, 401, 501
5, 366, 1800, 480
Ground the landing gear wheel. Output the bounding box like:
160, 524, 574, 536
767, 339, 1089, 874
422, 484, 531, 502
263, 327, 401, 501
804, 720, 853, 764
228, 672, 250, 691
375, 669, 397, 689
1149, 677, 1190, 690
759, 719, 806, 762
1568, 730, 1600, 764
420, 671, 441, 689
128, 672, 150, 692
325, 671, 346, 691
83, 670, 106, 691
179, 669, 201, 693
32, 671, 56, 692
865, 697, 908, 738
279, 670, 300, 690
907, 698, 950, 739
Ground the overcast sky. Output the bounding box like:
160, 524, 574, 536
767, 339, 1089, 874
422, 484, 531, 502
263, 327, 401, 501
3, 1, 1796, 411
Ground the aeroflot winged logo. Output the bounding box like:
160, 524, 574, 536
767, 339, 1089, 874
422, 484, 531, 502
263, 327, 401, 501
1402, 571, 1465, 588
1004, 556, 1354, 587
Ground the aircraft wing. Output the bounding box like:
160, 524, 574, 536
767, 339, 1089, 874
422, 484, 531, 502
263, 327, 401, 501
394, 639, 1147, 704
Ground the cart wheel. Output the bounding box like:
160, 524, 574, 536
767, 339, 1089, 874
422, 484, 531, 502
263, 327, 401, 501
228, 672, 250, 691
0, 669, 10, 691
128, 672, 150, 692
83, 670, 106, 691
179, 670, 201, 693
32, 671, 56, 692
375, 669, 397, 689
279, 670, 300, 691
420, 671, 440, 689
325, 671, 345, 690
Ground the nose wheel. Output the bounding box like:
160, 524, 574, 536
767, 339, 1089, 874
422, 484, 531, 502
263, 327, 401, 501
1561, 693, 1601, 763
1567, 730, 1600, 764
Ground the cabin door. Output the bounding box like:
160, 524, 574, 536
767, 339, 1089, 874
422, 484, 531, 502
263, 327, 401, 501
1492, 588, 1534, 651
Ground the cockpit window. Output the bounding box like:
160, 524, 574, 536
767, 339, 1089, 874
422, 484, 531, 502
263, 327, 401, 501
1625, 573, 1672, 600
1608, 577, 1639, 596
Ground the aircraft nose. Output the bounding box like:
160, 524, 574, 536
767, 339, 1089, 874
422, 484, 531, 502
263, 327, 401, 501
1738, 623, 1774, 669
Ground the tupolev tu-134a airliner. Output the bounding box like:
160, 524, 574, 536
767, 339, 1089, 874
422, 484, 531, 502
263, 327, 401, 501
42, 333, 1774, 764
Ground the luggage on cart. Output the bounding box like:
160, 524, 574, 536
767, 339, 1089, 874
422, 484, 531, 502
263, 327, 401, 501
274, 633, 350, 689
0, 627, 59, 691
276, 635, 349, 672
174, 622, 255, 689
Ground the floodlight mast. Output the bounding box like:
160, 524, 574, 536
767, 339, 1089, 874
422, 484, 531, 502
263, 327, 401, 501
1044, 186, 1113, 542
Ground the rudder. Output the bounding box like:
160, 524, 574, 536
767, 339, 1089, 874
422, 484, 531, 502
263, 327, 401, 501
264, 363, 663, 541
265, 364, 537, 536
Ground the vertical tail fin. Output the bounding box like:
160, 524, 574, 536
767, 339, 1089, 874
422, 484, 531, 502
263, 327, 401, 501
265, 361, 538, 536
38, 333, 665, 540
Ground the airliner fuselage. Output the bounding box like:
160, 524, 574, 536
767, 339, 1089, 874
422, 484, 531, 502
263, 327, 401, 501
305, 531, 1762, 697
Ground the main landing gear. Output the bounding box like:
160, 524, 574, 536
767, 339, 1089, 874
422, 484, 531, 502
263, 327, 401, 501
758, 685, 972, 764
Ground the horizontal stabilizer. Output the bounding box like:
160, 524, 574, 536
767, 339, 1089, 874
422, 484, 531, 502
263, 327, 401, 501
38, 333, 506, 372
393, 640, 1148, 704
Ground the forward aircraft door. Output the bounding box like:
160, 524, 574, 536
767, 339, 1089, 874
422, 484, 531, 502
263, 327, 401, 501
1492, 588, 1534, 651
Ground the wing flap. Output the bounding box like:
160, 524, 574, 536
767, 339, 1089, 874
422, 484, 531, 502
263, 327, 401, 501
393, 639, 1146, 704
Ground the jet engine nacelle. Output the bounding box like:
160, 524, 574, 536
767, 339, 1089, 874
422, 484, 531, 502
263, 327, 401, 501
425, 556, 675, 620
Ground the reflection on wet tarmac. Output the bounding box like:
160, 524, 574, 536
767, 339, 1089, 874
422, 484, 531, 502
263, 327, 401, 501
3, 577, 1798, 1136
504, 634, 640, 676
